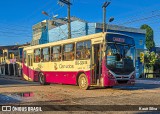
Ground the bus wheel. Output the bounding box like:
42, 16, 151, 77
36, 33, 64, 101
78, 74, 90, 90
39, 73, 49, 85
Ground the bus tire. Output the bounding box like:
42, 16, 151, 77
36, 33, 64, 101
78, 74, 90, 90
39, 73, 50, 85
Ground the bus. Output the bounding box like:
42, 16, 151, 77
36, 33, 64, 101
22, 32, 135, 90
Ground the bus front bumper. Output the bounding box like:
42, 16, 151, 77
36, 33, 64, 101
104, 78, 135, 87
115, 79, 135, 85
105, 79, 135, 86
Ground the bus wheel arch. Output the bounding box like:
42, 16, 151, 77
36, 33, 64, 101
77, 73, 90, 90
38, 72, 50, 85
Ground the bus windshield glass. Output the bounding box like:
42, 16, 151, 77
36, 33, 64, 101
106, 43, 135, 75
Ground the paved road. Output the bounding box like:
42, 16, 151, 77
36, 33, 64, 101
0, 78, 160, 113
113, 80, 160, 90
0, 78, 39, 105
0, 78, 39, 87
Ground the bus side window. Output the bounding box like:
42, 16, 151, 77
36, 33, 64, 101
76, 40, 91, 60
51, 46, 61, 61
34, 49, 41, 63
41, 47, 50, 62
63, 43, 75, 61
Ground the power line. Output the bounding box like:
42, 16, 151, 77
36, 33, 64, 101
0, 23, 31, 29
24, 0, 55, 22
0, 33, 32, 37
118, 13, 160, 25
0, 0, 54, 32
114, 4, 160, 24
0, 27, 31, 33
114, 8, 160, 25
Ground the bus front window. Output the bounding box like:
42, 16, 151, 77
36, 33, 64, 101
106, 43, 135, 75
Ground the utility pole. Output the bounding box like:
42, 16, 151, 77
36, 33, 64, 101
102, 1, 111, 32
58, 0, 72, 39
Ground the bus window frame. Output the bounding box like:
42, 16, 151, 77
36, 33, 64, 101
41, 47, 50, 62
23, 50, 27, 63
28, 54, 33, 67
76, 40, 91, 60
51, 45, 62, 62
34, 48, 41, 63
63, 43, 75, 61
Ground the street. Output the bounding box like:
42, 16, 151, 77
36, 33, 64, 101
0, 78, 38, 86
0, 77, 160, 113
0, 78, 160, 108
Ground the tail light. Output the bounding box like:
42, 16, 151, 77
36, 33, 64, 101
108, 72, 115, 79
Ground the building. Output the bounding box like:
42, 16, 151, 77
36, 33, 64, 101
31, 17, 146, 78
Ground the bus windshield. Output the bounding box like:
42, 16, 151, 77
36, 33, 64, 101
106, 43, 135, 75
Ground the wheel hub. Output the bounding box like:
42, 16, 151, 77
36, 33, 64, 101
81, 77, 86, 87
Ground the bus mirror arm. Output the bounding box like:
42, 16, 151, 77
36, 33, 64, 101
102, 49, 106, 51
92, 64, 96, 67
91, 64, 96, 69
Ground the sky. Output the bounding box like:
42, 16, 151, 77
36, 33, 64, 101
0, 0, 160, 46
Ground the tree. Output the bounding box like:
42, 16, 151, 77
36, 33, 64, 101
141, 51, 158, 73
140, 24, 155, 50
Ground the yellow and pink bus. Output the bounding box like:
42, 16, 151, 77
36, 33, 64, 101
22, 32, 135, 89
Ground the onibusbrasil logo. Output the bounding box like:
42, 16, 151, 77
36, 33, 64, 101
1, 106, 42, 112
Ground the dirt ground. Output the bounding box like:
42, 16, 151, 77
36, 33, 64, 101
0, 84, 160, 105
0, 82, 160, 113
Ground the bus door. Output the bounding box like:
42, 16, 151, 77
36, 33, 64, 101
91, 44, 102, 85
27, 54, 33, 81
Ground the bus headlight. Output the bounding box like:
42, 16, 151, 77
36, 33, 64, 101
130, 74, 135, 79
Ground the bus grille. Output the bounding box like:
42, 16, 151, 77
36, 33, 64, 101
116, 76, 129, 79
117, 80, 129, 84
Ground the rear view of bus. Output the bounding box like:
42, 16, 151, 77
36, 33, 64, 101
104, 33, 135, 87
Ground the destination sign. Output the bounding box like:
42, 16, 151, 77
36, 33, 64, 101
113, 37, 125, 43
106, 33, 135, 46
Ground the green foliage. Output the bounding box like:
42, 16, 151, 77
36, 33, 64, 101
140, 52, 144, 63
143, 51, 158, 72
140, 24, 155, 50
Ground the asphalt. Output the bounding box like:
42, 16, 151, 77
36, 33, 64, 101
0, 75, 160, 107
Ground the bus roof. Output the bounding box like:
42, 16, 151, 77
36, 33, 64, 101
24, 32, 134, 50
24, 32, 104, 50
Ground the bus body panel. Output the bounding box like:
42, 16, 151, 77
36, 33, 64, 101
102, 57, 116, 87
23, 63, 36, 81
43, 70, 91, 85
23, 63, 91, 85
